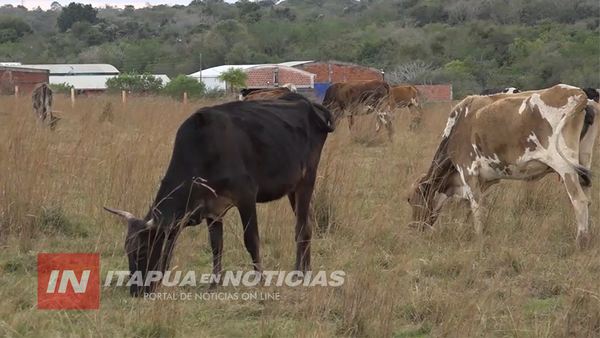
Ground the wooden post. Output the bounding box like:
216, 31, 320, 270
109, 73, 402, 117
14, 86, 19, 99
122, 90, 127, 108
70, 88, 75, 108
183, 92, 188, 105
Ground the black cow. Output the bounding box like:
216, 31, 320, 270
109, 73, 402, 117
104, 92, 335, 296
480, 87, 520, 95
32, 82, 60, 130
583, 87, 599, 103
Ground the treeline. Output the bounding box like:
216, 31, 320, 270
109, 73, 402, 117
1, 0, 598, 99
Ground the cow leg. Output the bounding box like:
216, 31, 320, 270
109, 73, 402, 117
408, 105, 422, 131
287, 193, 296, 215
347, 114, 354, 130
236, 193, 263, 275
384, 111, 394, 141
561, 172, 590, 248
458, 170, 486, 235
293, 173, 316, 273
207, 218, 224, 291
578, 116, 598, 202
375, 110, 393, 141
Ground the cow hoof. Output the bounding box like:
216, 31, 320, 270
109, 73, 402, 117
577, 232, 590, 249
207, 283, 219, 293
408, 222, 433, 232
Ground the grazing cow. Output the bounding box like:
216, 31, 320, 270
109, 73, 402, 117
389, 84, 422, 130
583, 87, 599, 103
407, 84, 598, 247
103, 92, 336, 296
238, 83, 297, 101
322, 80, 392, 140
480, 87, 521, 95
31, 82, 60, 130
241, 86, 296, 101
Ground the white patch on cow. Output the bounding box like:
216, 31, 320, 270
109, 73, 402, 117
558, 84, 579, 90
464, 106, 469, 117
468, 143, 504, 179
518, 99, 528, 115
442, 111, 457, 138
456, 166, 477, 207
515, 94, 581, 178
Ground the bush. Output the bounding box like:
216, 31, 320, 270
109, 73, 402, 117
105, 72, 163, 94
161, 74, 206, 100
49, 82, 74, 94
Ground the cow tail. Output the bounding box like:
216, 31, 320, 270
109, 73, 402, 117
321, 86, 334, 108
555, 93, 591, 186
311, 102, 336, 133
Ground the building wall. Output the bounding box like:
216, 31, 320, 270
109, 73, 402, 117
0, 67, 49, 94
414, 85, 453, 101
245, 66, 313, 88
296, 62, 383, 83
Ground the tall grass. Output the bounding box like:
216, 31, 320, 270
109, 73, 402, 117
0, 94, 598, 337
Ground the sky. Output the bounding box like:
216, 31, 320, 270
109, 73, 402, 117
0, 0, 238, 10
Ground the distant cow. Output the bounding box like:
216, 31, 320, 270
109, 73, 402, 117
32, 82, 60, 130
407, 84, 598, 247
239, 83, 297, 101
480, 87, 520, 95
322, 80, 392, 140
240, 86, 296, 101
103, 92, 336, 296
389, 84, 422, 130
583, 87, 599, 103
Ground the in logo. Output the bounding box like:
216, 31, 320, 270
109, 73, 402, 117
37, 253, 100, 309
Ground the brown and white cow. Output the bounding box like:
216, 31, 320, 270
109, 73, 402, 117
389, 84, 422, 130
407, 84, 598, 247
322, 80, 393, 140
31, 82, 60, 130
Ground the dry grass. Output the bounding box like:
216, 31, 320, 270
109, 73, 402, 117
0, 94, 599, 338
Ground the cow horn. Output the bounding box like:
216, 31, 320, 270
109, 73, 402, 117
103, 206, 136, 221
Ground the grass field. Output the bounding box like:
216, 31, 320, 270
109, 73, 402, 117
0, 94, 598, 338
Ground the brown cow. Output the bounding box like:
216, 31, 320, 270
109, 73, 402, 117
322, 80, 392, 140
31, 82, 60, 130
407, 84, 598, 247
389, 84, 422, 130
239, 83, 297, 101
241, 87, 294, 101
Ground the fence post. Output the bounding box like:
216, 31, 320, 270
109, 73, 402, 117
71, 88, 75, 108
183, 92, 188, 105
14, 86, 19, 99
122, 90, 127, 109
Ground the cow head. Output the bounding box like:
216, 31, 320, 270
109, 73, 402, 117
103, 207, 162, 296
502, 87, 520, 94
406, 173, 442, 230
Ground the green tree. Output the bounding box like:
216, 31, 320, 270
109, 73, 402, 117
217, 67, 248, 93
0, 17, 32, 43
105, 72, 163, 93
70, 21, 105, 46
57, 3, 98, 32
162, 74, 206, 100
